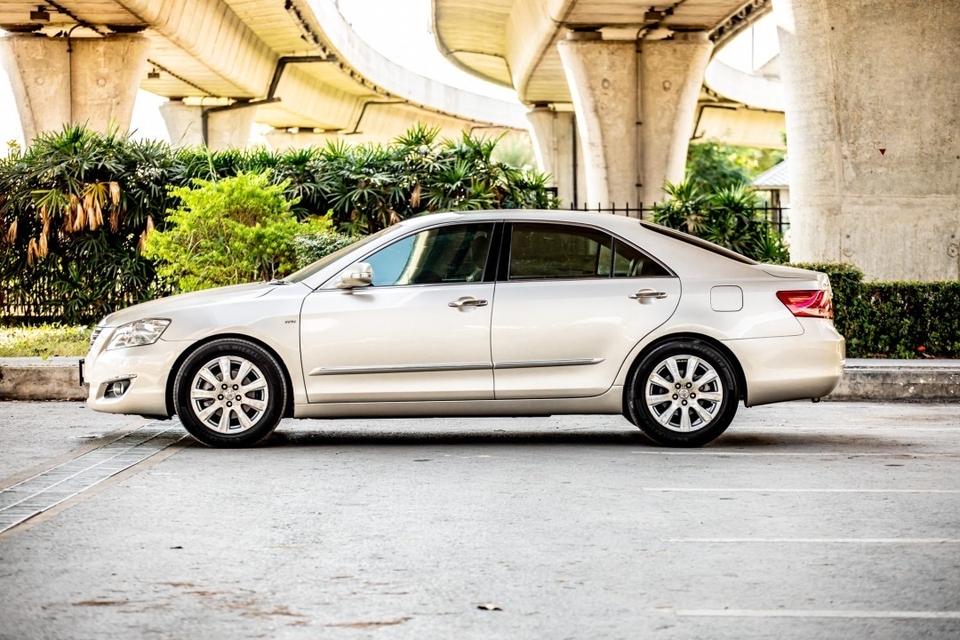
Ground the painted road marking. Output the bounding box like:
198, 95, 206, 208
663, 538, 960, 544
666, 609, 960, 620
0, 424, 185, 534
640, 487, 960, 493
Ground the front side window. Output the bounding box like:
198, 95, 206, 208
365, 223, 493, 286
508, 223, 669, 280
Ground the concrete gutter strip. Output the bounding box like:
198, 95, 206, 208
0, 357, 957, 403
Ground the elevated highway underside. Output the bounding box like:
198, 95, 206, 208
0, 0, 527, 147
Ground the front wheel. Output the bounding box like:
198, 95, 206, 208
173, 338, 287, 447
626, 340, 739, 447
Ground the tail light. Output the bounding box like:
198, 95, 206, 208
776, 289, 834, 319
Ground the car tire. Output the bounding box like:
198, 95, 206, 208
626, 339, 739, 447
173, 338, 287, 448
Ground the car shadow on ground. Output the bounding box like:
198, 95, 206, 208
257, 425, 905, 451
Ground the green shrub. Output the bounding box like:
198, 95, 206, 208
294, 230, 358, 268
653, 179, 788, 263
143, 172, 333, 291
790, 262, 960, 358
0, 324, 92, 358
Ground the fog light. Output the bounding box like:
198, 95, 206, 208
104, 379, 131, 398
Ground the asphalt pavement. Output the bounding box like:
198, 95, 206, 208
0, 400, 958, 639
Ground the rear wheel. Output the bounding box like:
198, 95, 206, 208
626, 339, 739, 447
173, 338, 287, 447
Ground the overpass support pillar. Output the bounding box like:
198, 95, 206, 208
160, 100, 255, 150
0, 33, 149, 141
774, 0, 960, 280
558, 31, 712, 208
526, 106, 579, 207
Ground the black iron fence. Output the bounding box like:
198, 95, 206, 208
558, 201, 790, 237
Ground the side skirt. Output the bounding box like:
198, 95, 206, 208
292, 386, 624, 419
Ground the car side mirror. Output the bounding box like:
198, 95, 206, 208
337, 262, 373, 289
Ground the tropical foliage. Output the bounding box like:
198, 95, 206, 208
0, 125, 555, 324
652, 178, 789, 263
143, 173, 334, 291
685, 141, 784, 192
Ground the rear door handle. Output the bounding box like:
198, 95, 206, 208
629, 289, 668, 301
448, 296, 488, 308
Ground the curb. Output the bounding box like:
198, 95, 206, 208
1, 357, 957, 403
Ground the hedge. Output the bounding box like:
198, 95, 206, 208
791, 263, 960, 359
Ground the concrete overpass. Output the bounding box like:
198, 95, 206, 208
433, 0, 960, 280
433, 0, 774, 207
0, 0, 528, 150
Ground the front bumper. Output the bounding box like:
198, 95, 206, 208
725, 319, 846, 407
84, 330, 190, 417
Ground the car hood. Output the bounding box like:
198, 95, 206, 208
101, 282, 283, 327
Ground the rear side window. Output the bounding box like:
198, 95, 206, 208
508, 223, 669, 280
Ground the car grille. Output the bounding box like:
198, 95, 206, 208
89, 326, 104, 346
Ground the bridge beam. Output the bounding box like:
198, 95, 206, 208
775, 0, 960, 280
557, 31, 712, 208
159, 100, 256, 150
0, 33, 148, 141
526, 106, 580, 207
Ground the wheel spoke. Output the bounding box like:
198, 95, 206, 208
198, 368, 220, 389
236, 409, 253, 430
665, 357, 681, 383
645, 392, 673, 405
190, 388, 218, 400
657, 404, 678, 426
240, 379, 267, 394
217, 407, 232, 432
235, 360, 253, 384
696, 372, 718, 389
218, 357, 233, 384
197, 404, 218, 422
691, 401, 714, 425
241, 397, 266, 412
679, 406, 692, 432
697, 390, 722, 402
649, 373, 674, 391
685, 356, 700, 383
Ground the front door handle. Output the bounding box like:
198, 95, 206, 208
448, 296, 488, 308
629, 289, 668, 301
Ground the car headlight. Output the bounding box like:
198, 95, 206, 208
106, 319, 171, 350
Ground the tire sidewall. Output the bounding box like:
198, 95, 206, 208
173, 338, 286, 447
628, 339, 739, 447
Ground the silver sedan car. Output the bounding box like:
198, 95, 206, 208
84, 210, 844, 447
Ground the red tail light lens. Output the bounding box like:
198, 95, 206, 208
776, 289, 834, 319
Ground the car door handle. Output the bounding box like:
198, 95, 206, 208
629, 289, 668, 301
448, 296, 488, 308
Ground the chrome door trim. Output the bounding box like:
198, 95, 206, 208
493, 358, 605, 370
308, 358, 604, 376
308, 362, 491, 376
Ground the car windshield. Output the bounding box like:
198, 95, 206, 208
284, 227, 394, 284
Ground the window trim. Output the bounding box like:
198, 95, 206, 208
498, 220, 675, 282
323, 220, 499, 290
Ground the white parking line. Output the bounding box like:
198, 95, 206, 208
630, 451, 960, 457
668, 609, 960, 620
641, 487, 960, 493
662, 538, 960, 544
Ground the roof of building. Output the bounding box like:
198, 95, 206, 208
752, 158, 789, 189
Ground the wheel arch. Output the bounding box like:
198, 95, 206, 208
165, 333, 296, 419
621, 332, 748, 417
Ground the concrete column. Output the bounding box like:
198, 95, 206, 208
159, 101, 255, 149
774, 0, 960, 280
557, 32, 637, 208
526, 106, 578, 206
638, 33, 713, 205
0, 33, 148, 141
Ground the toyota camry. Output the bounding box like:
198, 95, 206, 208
83, 210, 845, 447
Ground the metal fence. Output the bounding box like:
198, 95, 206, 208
557, 200, 790, 237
